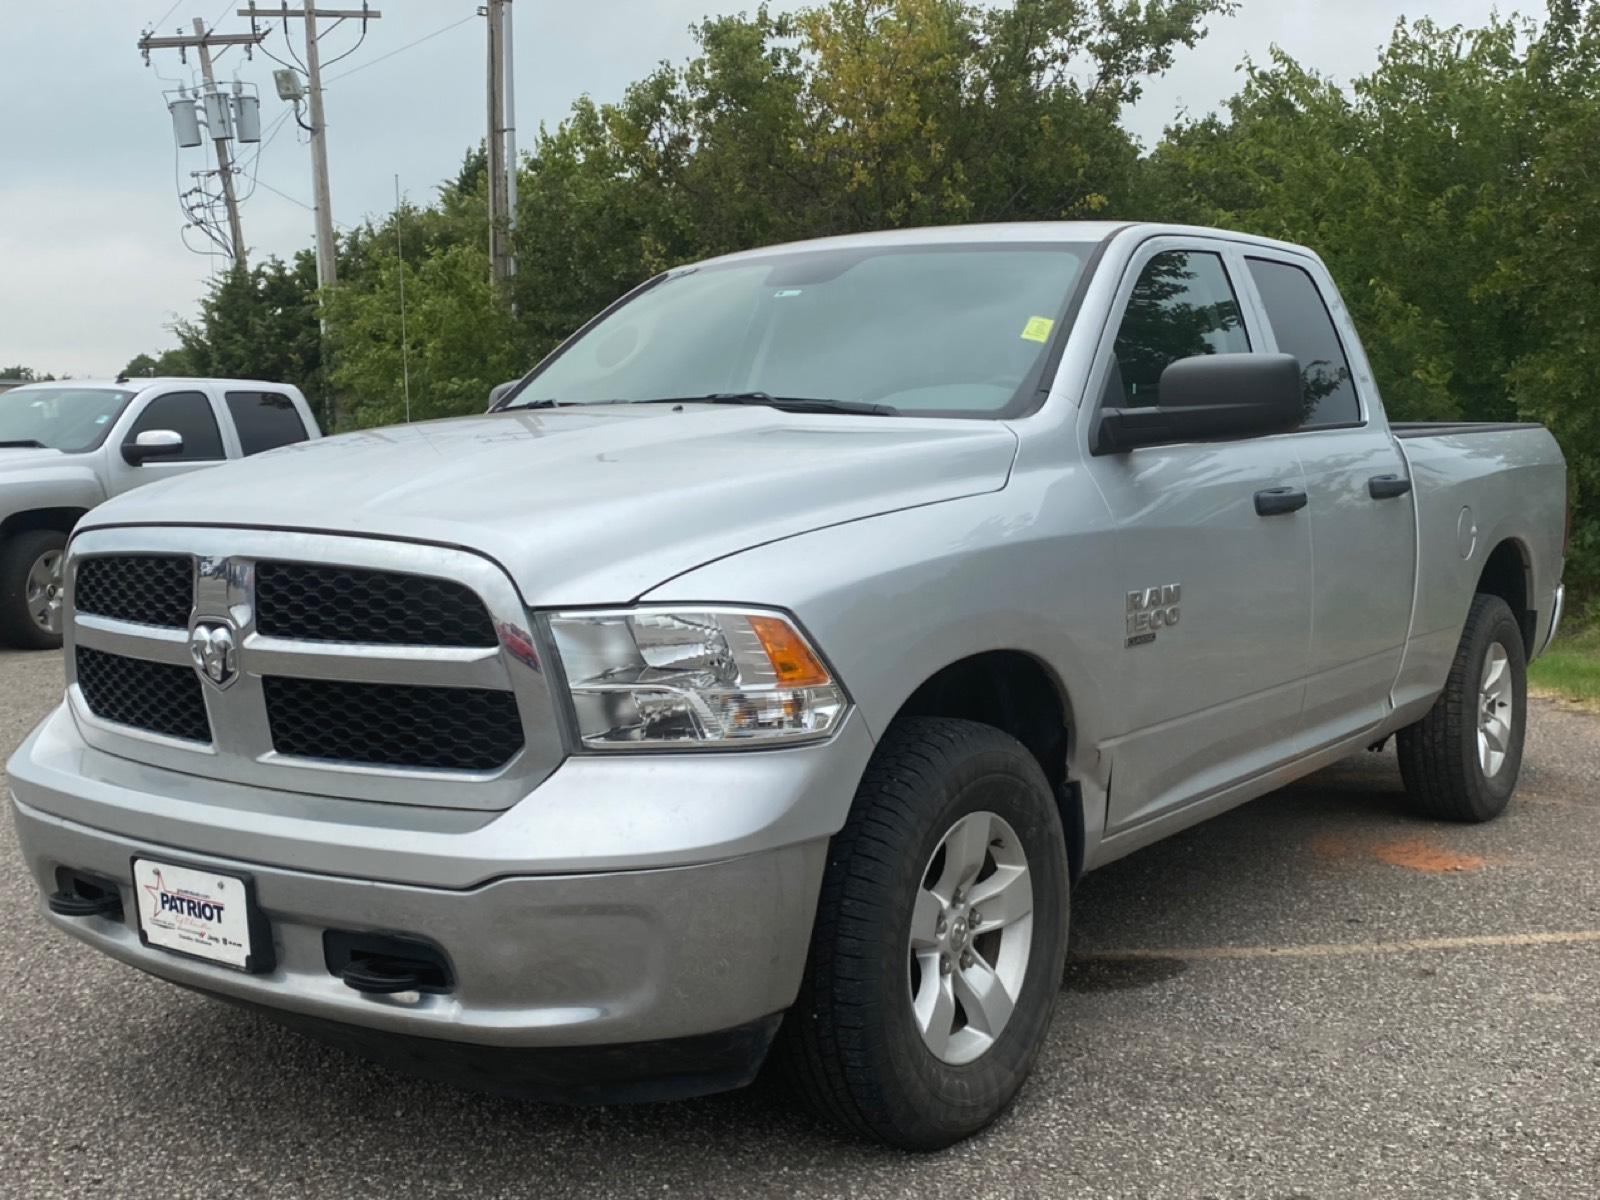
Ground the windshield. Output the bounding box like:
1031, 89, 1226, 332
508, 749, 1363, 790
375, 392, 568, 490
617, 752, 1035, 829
0, 386, 135, 453
513, 243, 1094, 417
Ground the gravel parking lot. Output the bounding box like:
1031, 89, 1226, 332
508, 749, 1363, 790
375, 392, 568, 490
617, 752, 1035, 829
4, 646, 1598, 1199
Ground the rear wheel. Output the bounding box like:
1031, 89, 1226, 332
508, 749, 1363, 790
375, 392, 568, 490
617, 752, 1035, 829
0, 529, 68, 651
778, 717, 1069, 1149
1397, 593, 1527, 822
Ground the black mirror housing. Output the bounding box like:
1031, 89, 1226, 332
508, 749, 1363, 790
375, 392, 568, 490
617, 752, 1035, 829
1092, 353, 1303, 454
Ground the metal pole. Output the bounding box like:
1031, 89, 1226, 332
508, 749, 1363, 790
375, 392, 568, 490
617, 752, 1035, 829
485, 0, 509, 286
395, 174, 411, 424
502, 0, 517, 282
192, 18, 247, 268
303, 0, 338, 291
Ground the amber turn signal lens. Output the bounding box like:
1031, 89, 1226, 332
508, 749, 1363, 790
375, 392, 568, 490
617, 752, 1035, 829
750, 615, 831, 687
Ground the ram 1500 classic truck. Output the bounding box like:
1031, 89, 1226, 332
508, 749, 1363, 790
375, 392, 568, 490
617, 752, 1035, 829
0, 378, 320, 649
6, 224, 1567, 1149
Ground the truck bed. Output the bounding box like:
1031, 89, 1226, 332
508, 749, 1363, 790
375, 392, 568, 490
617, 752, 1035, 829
1388, 420, 1565, 718
1391, 421, 1543, 439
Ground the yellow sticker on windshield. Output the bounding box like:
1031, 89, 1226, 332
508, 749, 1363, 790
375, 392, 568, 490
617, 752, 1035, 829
1021, 316, 1055, 343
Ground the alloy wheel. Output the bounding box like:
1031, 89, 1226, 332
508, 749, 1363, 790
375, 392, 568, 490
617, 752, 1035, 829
907, 810, 1034, 1065
25, 548, 64, 635
1478, 641, 1514, 778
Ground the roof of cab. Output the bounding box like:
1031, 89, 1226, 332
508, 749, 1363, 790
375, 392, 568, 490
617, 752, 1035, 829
692, 220, 1323, 269
6, 377, 303, 392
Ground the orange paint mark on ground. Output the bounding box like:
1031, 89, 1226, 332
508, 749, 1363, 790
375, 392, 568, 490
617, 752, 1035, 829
1371, 838, 1487, 873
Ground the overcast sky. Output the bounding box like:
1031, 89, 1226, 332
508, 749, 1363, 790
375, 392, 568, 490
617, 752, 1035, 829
0, 0, 1537, 378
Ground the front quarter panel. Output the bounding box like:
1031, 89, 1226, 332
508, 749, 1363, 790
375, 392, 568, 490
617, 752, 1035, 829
643, 467, 1123, 839
0, 461, 106, 526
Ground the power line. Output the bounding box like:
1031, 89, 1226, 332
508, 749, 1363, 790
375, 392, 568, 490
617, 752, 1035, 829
324, 12, 475, 85
150, 1, 184, 31
252, 175, 314, 211
235, 106, 295, 203
319, 15, 369, 70
252, 175, 356, 231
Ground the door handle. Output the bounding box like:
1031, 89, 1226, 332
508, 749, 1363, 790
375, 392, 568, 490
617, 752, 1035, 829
1368, 473, 1412, 500
1254, 487, 1308, 517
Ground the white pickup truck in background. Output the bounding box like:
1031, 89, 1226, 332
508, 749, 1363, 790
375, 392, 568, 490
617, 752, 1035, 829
0, 378, 320, 648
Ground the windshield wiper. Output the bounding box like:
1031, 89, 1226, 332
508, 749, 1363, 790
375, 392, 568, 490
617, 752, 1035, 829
0, 439, 46, 449
636, 392, 900, 417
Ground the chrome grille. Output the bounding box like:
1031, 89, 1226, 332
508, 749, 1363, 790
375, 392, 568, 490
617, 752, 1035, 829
256, 561, 497, 646
75, 646, 211, 743
74, 555, 192, 627
64, 528, 564, 811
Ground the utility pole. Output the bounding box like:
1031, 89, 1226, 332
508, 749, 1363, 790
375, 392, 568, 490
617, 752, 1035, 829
195, 19, 248, 267
502, 0, 517, 283
238, 5, 380, 432
485, 0, 512, 288
238, 5, 381, 294
137, 20, 267, 267
301, 1, 338, 291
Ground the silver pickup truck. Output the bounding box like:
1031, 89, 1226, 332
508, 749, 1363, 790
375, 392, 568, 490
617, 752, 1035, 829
7, 223, 1567, 1149
0, 378, 319, 649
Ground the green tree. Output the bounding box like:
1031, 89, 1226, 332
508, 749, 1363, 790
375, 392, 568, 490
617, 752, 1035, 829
1140, 4, 1600, 593
1487, 0, 1600, 595
161, 258, 328, 423
326, 240, 523, 428
328, 0, 1233, 427
121, 348, 197, 378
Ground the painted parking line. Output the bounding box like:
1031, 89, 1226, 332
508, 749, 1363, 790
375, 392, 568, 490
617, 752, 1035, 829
1076, 929, 1600, 963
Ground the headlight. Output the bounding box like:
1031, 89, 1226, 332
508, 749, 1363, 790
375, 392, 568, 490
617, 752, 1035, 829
548, 607, 847, 749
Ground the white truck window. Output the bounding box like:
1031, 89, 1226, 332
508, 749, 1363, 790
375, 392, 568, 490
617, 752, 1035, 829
226, 391, 311, 456
128, 391, 224, 461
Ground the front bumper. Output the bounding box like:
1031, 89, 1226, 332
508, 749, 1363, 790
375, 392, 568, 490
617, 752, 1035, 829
8, 703, 874, 1094
14, 796, 823, 1050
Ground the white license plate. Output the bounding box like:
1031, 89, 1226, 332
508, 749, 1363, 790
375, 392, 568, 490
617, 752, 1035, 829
132, 859, 257, 971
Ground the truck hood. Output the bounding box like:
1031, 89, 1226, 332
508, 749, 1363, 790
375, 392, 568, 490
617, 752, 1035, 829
0, 447, 105, 522
83, 406, 1018, 605
0, 446, 67, 475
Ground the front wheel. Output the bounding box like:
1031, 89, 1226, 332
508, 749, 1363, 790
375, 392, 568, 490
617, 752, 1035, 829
0, 529, 68, 651
778, 717, 1070, 1149
1397, 593, 1528, 822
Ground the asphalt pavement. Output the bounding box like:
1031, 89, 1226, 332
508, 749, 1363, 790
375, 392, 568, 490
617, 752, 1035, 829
3, 646, 1598, 1199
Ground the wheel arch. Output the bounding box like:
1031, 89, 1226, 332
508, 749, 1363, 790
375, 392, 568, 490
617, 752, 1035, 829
0, 506, 88, 541
1475, 537, 1534, 656
890, 649, 1085, 884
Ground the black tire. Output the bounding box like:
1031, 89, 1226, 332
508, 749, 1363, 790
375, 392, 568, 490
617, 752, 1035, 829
777, 717, 1070, 1150
1397, 593, 1527, 823
0, 529, 68, 651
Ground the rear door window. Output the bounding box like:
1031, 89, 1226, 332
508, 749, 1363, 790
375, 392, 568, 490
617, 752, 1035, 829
226, 391, 310, 455
1246, 258, 1361, 427
1110, 250, 1250, 407
128, 391, 224, 461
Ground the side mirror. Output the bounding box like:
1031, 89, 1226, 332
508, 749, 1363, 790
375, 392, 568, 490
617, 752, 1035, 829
487, 380, 522, 411
122, 429, 184, 465
1092, 353, 1303, 454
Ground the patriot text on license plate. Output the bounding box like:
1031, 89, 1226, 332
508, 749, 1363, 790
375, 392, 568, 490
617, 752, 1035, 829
132, 858, 255, 970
